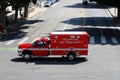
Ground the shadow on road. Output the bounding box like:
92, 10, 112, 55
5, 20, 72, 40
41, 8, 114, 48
62, 1, 120, 45
64, 2, 109, 9
61, 17, 120, 45
11, 57, 88, 65
61, 17, 118, 27
20, 19, 44, 25
0, 19, 44, 41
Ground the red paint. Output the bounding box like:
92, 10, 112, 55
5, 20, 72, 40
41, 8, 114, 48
18, 32, 89, 58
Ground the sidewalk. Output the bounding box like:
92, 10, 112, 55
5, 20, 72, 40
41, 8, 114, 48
28, 6, 47, 19
1, 7, 47, 39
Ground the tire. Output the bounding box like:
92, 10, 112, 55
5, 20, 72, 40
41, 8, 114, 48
23, 53, 31, 60
83, 0, 88, 5
67, 53, 75, 61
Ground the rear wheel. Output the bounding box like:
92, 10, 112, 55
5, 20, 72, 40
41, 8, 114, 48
67, 53, 75, 61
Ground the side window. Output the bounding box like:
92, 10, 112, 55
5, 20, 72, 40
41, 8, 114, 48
37, 41, 46, 46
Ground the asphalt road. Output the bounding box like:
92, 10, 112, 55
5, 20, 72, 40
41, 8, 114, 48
0, 0, 120, 80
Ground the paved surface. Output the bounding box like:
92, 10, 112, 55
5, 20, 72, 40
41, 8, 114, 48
0, 0, 120, 80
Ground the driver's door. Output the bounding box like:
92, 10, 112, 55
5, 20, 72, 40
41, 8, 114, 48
32, 41, 49, 56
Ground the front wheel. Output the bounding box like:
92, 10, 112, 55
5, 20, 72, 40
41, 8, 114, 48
67, 53, 75, 61
23, 53, 31, 60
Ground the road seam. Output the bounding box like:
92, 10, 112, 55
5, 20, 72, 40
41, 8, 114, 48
62, 17, 71, 32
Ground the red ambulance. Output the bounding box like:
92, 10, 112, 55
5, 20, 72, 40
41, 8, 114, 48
18, 31, 89, 60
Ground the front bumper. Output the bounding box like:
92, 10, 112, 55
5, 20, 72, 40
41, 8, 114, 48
18, 49, 22, 56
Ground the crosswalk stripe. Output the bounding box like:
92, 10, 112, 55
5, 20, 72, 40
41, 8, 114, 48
31, 37, 40, 43
18, 37, 29, 44
101, 36, 107, 44
111, 37, 118, 44
0, 36, 119, 46
6, 40, 16, 45
24, 29, 29, 32
90, 37, 95, 44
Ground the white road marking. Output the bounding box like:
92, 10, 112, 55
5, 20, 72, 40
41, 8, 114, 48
101, 36, 107, 44
90, 37, 95, 44
31, 37, 40, 43
6, 40, 16, 45
62, 17, 71, 32
18, 37, 29, 44
18, 33, 24, 37
111, 37, 118, 44
24, 29, 29, 32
